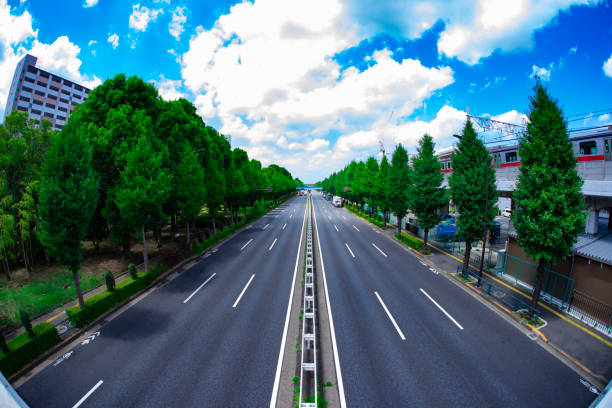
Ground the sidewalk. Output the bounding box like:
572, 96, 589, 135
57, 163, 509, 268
375, 219, 612, 387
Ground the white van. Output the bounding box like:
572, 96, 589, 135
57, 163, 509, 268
502, 208, 512, 217
332, 196, 342, 207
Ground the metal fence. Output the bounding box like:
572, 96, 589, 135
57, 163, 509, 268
568, 291, 612, 337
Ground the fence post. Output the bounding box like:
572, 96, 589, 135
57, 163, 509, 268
515, 260, 521, 285
487, 283, 492, 295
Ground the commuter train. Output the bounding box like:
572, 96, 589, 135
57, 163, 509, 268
438, 127, 612, 172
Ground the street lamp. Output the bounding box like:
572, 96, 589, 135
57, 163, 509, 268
453, 134, 489, 286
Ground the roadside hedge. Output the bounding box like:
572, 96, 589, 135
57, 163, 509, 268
0, 322, 60, 378
395, 233, 423, 251
66, 265, 166, 328
345, 205, 385, 229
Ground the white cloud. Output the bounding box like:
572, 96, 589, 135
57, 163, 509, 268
569, 45, 578, 54
152, 76, 186, 101
603, 54, 612, 78
169, 6, 187, 40
107, 33, 119, 49
83, 0, 98, 8
530, 63, 554, 81
88, 40, 96, 46
129, 4, 163, 32
343, 0, 596, 65
599, 113, 610, 122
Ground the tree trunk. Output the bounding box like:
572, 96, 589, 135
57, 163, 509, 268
230, 204, 234, 225
212, 216, 217, 235
43, 246, 51, 263
141, 225, 149, 272
191, 219, 196, 241
530, 260, 546, 313
1, 251, 11, 281
122, 239, 131, 260
171, 213, 177, 239
463, 241, 472, 273
186, 219, 191, 248
383, 211, 387, 228
28, 236, 34, 268
397, 216, 401, 235
73, 267, 85, 308
244, 207, 247, 217
93, 239, 100, 253
423, 229, 429, 254
21, 239, 32, 279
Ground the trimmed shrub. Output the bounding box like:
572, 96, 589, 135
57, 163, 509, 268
128, 264, 138, 280
396, 233, 423, 251
0, 322, 60, 378
104, 270, 115, 292
66, 264, 168, 328
19, 310, 34, 338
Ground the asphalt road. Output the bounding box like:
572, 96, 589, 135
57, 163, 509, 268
312, 193, 594, 407
17, 196, 308, 408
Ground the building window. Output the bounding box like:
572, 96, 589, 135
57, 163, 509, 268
579, 141, 597, 155
54, 124, 63, 130
505, 151, 518, 162
24, 76, 35, 83
36, 81, 47, 87
22, 86, 33, 92
39, 71, 50, 78
34, 90, 45, 97
58, 106, 68, 112
19, 96, 30, 102
56, 115, 66, 121
73, 93, 81, 99
33, 99, 43, 105
85, 89, 90, 94
61, 89, 70, 96
74, 85, 83, 91
52, 76, 61, 83
71, 101, 78, 106
47, 94, 57, 100
50, 85, 59, 91
45, 103, 56, 109
63, 80, 73, 87
27, 66, 38, 74
17, 106, 28, 112
44, 112, 54, 118
60, 98, 69, 104
31, 109, 41, 115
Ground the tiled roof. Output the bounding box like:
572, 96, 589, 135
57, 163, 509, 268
574, 232, 612, 265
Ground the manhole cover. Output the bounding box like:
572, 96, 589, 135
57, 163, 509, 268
57, 324, 68, 334
493, 291, 506, 298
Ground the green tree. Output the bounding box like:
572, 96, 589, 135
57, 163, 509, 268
387, 144, 411, 235
177, 150, 207, 247
205, 155, 226, 235
513, 82, 585, 311
363, 157, 379, 215
38, 130, 99, 308
410, 134, 448, 253
449, 121, 498, 274
115, 135, 171, 272
374, 155, 391, 226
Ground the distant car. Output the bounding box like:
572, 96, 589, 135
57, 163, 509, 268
502, 208, 512, 217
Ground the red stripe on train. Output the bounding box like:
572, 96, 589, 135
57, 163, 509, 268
501, 162, 521, 167
577, 155, 605, 162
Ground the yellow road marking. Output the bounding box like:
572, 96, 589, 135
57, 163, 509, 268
429, 242, 612, 348
46, 310, 65, 323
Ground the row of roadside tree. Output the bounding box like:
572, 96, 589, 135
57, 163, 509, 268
318, 82, 586, 311
0, 74, 302, 308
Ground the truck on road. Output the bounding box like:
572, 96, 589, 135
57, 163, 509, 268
332, 196, 342, 207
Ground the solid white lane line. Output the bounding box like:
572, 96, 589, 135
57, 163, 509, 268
345, 243, 355, 258
342, 215, 346, 220
290, 213, 293, 219
263, 223, 270, 230
420, 288, 464, 330
270, 198, 308, 408
283, 223, 287, 230
328, 215, 331, 220
72, 380, 103, 408
269, 237, 278, 251
374, 292, 406, 340
372, 243, 388, 258
183, 273, 216, 304
241, 238, 253, 251
233, 274, 255, 308
334, 225, 339, 232
312, 197, 347, 408
352, 225, 360, 232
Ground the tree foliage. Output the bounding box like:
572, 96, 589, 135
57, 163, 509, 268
387, 145, 412, 234
513, 81, 586, 309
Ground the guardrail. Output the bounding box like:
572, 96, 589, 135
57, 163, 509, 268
300, 197, 318, 408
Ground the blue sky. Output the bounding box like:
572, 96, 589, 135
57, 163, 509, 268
1, 0, 612, 182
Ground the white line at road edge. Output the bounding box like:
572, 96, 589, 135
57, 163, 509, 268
312, 195, 347, 408
270, 197, 308, 408
241, 238, 253, 251
374, 291, 406, 340
72, 380, 103, 408
334, 225, 339, 232
372, 243, 388, 258
263, 223, 270, 230
352, 225, 360, 232
345, 243, 355, 258
420, 288, 464, 330
283, 223, 287, 230
183, 273, 216, 303
233, 274, 255, 308
269, 238, 278, 251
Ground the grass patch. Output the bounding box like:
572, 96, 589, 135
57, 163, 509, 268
0, 322, 60, 378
